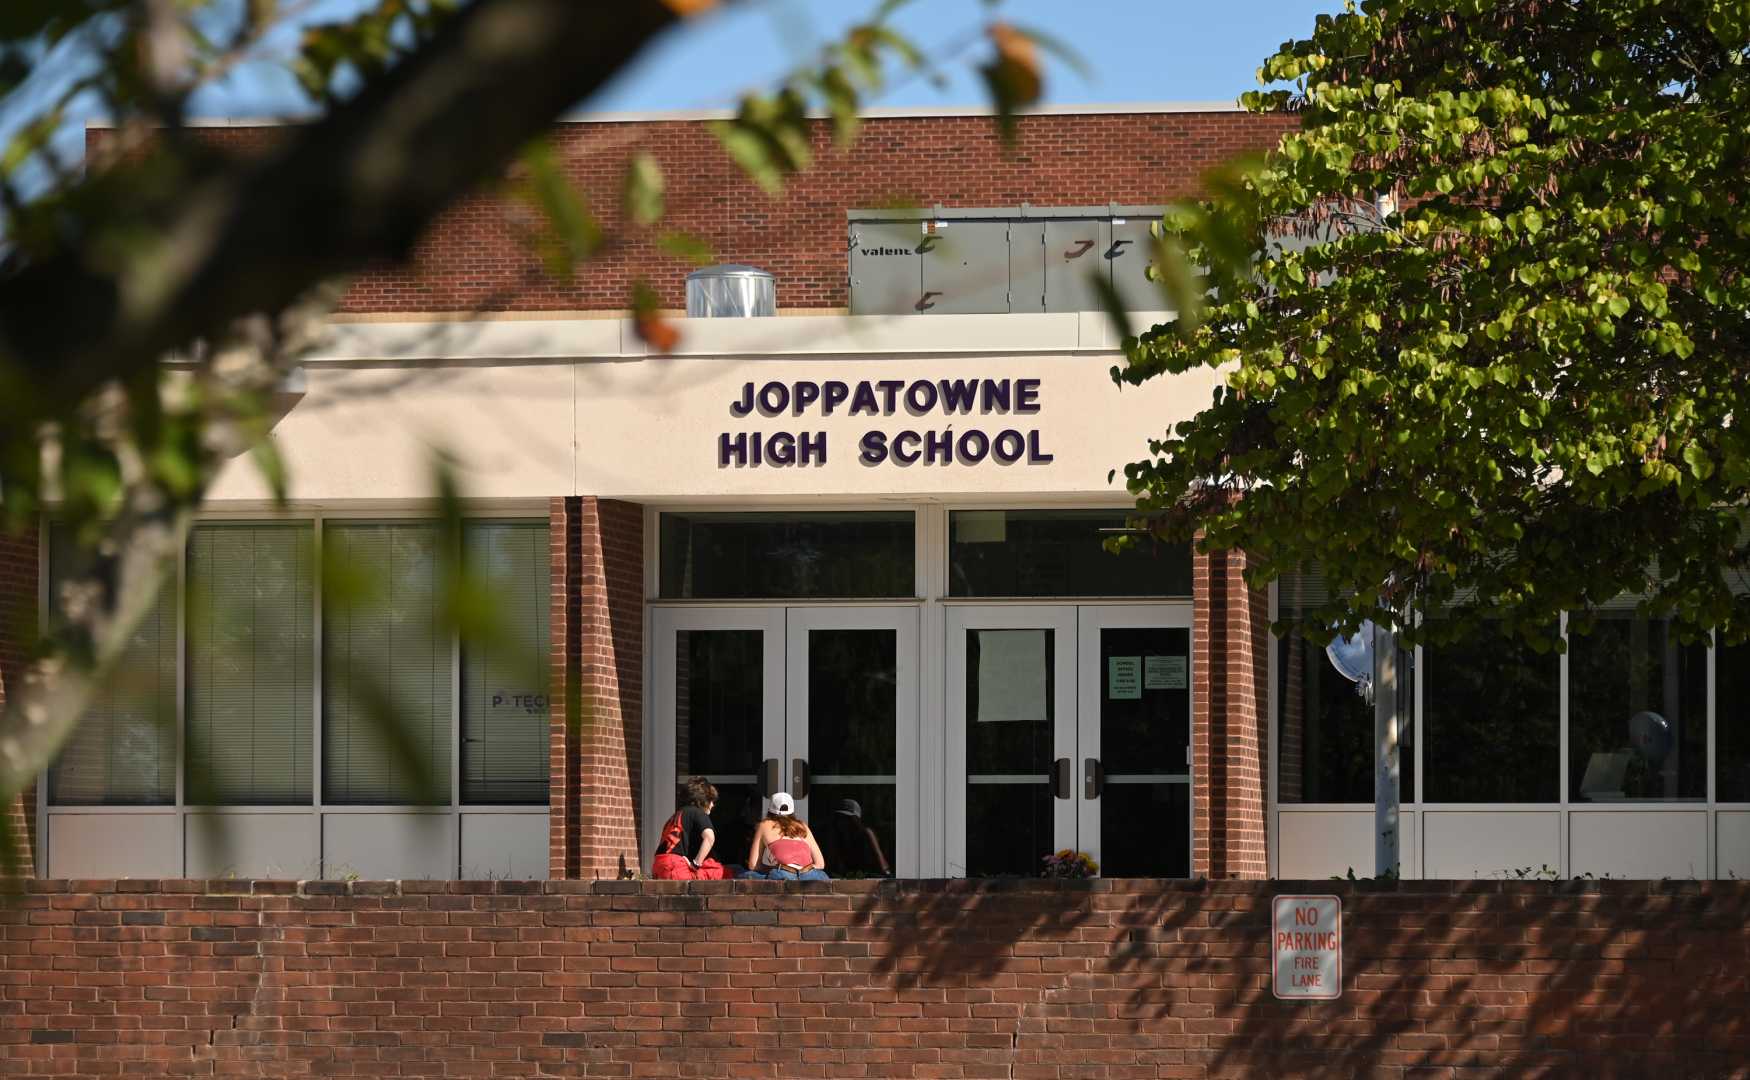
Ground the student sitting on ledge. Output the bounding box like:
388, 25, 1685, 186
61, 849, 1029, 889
651, 776, 731, 880
740, 792, 829, 881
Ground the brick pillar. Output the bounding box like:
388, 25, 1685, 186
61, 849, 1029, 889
0, 525, 39, 879
1192, 544, 1271, 879
550, 497, 645, 879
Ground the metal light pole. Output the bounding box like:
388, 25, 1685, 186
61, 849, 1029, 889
1373, 622, 1400, 878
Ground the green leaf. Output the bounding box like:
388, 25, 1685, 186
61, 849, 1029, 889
656, 231, 716, 267
623, 152, 665, 227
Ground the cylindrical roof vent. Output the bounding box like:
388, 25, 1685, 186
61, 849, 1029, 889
685, 264, 776, 317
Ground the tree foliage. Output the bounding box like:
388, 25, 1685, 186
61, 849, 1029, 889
1117, 0, 1750, 648
0, 0, 1057, 875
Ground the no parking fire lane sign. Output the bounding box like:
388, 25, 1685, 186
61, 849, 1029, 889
1272, 894, 1342, 1000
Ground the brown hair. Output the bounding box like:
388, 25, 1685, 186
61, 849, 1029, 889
682, 776, 718, 808
765, 812, 808, 839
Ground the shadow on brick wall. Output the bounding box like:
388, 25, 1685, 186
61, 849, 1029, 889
847, 878, 1750, 1077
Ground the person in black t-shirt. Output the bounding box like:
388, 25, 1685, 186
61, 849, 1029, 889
652, 776, 730, 880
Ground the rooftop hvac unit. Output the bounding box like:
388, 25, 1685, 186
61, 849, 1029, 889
685, 264, 776, 317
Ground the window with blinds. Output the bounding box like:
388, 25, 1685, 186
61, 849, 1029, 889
322, 523, 452, 805
460, 522, 551, 804
46, 525, 177, 806
185, 524, 315, 805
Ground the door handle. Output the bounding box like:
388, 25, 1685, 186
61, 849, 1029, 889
1050, 757, 1073, 800
791, 758, 811, 801
760, 758, 781, 798
1084, 758, 1105, 800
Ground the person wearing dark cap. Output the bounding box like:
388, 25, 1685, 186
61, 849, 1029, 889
825, 798, 890, 878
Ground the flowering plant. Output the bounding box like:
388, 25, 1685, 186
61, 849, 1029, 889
1040, 849, 1099, 879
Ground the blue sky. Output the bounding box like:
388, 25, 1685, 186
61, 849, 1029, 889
4, 1, 1346, 194
590, 0, 1348, 113
186, 0, 1350, 118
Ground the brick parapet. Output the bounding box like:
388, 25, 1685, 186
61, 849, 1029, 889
1, 877, 1744, 1077
128, 111, 1294, 315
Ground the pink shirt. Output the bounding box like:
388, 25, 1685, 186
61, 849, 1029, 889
765, 837, 812, 868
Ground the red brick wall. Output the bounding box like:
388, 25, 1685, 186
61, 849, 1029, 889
2, 877, 1744, 1078
317, 110, 1291, 314
550, 498, 645, 880
1193, 547, 1271, 880
0, 525, 38, 880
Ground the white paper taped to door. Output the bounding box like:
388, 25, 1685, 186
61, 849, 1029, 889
975, 629, 1048, 723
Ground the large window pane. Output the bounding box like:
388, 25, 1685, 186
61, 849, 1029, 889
806, 628, 898, 875
1277, 569, 1414, 803
1718, 641, 1750, 801
460, 522, 550, 805
675, 629, 765, 867
964, 628, 1054, 877
1567, 612, 1705, 802
1422, 620, 1560, 803
186, 524, 315, 805
323, 523, 451, 805
47, 526, 177, 806
1095, 626, 1192, 878
658, 512, 913, 599
948, 510, 1192, 597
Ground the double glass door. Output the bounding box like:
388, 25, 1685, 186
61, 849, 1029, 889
650, 607, 919, 878
946, 605, 1192, 878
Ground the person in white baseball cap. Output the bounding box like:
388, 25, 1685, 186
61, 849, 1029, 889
741, 792, 828, 880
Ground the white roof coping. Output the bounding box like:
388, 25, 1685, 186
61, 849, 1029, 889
303, 311, 1170, 364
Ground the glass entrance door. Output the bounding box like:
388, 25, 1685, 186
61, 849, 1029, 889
1077, 605, 1193, 877
650, 606, 918, 876
785, 608, 919, 879
945, 606, 1077, 877
945, 603, 1193, 878
649, 608, 785, 867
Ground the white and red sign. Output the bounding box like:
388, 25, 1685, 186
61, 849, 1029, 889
1272, 894, 1342, 1000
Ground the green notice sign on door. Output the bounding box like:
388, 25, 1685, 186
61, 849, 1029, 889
1107, 656, 1141, 700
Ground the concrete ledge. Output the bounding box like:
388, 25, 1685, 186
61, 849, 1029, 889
8, 876, 1738, 898
307, 310, 1172, 363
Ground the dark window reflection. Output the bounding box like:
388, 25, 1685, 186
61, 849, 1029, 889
675, 630, 764, 870
813, 784, 894, 878
1423, 619, 1560, 803
948, 510, 1191, 597
807, 629, 898, 874
807, 629, 896, 777
1097, 627, 1191, 878
1276, 598, 1414, 804
964, 783, 1053, 877
964, 628, 1055, 876
706, 783, 762, 873
659, 512, 914, 599
675, 630, 762, 778
1567, 613, 1705, 801
1100, 783, 1190, 878
1717, 641, 1750, 801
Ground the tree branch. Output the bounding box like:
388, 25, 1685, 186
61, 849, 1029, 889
0, 0, 683, 421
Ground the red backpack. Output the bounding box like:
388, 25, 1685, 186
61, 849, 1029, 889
658, 810, 685, 856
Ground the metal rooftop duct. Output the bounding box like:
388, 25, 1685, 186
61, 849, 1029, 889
685, 264, 776, 317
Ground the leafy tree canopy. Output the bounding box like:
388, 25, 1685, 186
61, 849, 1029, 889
1117, 0, 1750, 649
0, 0, 1055, 874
